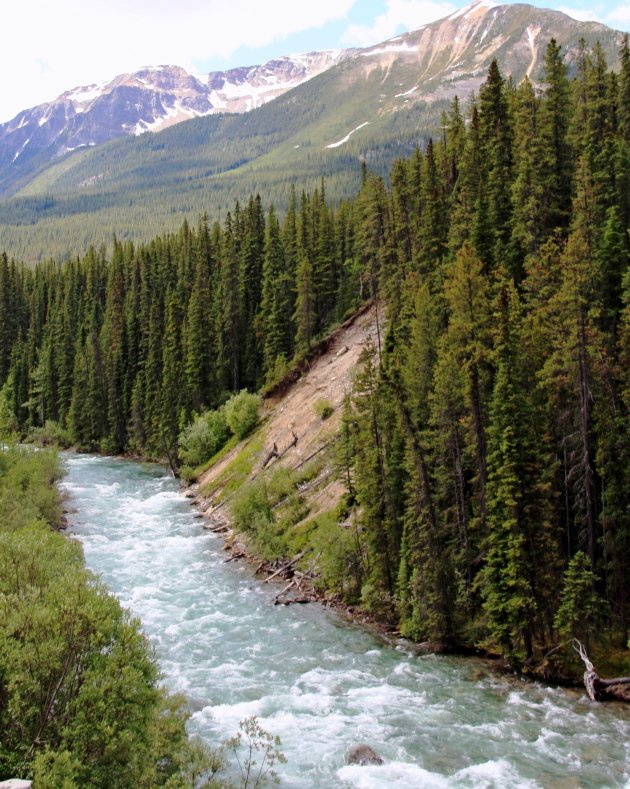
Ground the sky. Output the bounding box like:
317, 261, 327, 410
2, 0, 629, 124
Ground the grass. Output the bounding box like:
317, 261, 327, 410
198, 430, 264, 501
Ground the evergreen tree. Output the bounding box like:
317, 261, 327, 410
260, 205, 294, 374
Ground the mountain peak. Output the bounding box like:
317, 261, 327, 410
0, 2, 624, 204
0, 51, 351, 166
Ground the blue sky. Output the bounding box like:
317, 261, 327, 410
2, 0, 629, 123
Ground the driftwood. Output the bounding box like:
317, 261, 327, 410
263, 548, 310, 584
273, 577, 310, 606
292, 438, 337, 472
206, 523, 228, 533
262, 442, 279, 468
223, 551, 245, 563
573, 639, 630, 702
263, 430, 299, 470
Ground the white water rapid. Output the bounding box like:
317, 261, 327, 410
61, 453, 630, 788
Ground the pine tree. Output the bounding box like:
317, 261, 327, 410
260, 205, 294, 374
479, 279, 558, 662
478, 60, 514, 271
442, 242, 493, 519
184, 216, 216, 413
539, 39, 572, 235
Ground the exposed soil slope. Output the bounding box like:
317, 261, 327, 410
192, 303, 380, 536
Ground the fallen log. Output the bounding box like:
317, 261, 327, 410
274, 597, 310, 606
573, 639, 630, 702
262, 442, 279, 468
273, 579, 310, 606
274, 579, 296, 602
263, 548, 310, 584
223, 551, 245, 563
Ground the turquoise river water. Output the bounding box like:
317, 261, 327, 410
61, 453, 630, 788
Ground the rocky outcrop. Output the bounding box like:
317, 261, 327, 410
345, 744, 384, 766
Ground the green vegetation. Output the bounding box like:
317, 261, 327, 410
179, 409, 231, 469
0, 444, 221, 786
223, 716, 286, 788
1, 38, 630, 676
200, 434, 264, 501
0, 441, 288, 787
314, 399, 334, 420
224, 391, 262, 440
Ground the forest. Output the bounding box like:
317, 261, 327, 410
1, 35, 630, 677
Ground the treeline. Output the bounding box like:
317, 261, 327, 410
1, 37, 630, 665
343, 37, 630, 665
0, 109, 419, 264
0, 177, 370, 461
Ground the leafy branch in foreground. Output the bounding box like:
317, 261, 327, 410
223, 717, 287, 788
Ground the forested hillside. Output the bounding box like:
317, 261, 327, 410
1, 37, 630, 670
0, 1, 623, 263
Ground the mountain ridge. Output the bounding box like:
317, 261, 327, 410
0, 1, 625, 261
0, 51, 352, 173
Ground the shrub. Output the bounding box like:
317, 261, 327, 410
314, 398, 334, 420
178, 408, 231, 468
224, 390, 261, 440
264, 354, 291, 390
231, 479, 272, 534
26, 420, 73, 448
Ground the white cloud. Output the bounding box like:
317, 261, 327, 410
604, 3, 630, 28
555, 5, 603, 22
1, 0, 357, 122
552, 2, 630, 27
342, 0, 455, 47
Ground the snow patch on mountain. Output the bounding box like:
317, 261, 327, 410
0, 52, 352, 165
449, 0, 499, 21
327, 122, 370, 149
395, 85, 417, 98
12, 137, 30, 162
362, 43, 417, 57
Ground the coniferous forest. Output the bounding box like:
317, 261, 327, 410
2, 37, 630, 675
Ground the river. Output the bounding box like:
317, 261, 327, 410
61, 452, 630, 788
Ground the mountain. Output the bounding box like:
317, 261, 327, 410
0, 1, 625, 261
0, 52, 350, 180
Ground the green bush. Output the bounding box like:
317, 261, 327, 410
178, 408, 231, 468
314, 399, 334, 420
224, 390, 261, 440
0, 445, 226, 787
231, 479, 272, 534
26, 420, 73, 448
0, 445, 64, 531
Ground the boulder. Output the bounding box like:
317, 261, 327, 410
0, 780, 33, 788
345, 744, 384, 766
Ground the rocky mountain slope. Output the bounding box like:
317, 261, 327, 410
0, 1, 625, 260
0, 52, 350, 172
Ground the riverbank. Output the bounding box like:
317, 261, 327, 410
193, 491, 630, 703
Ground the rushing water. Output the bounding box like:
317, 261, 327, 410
61, 453, 630, 789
